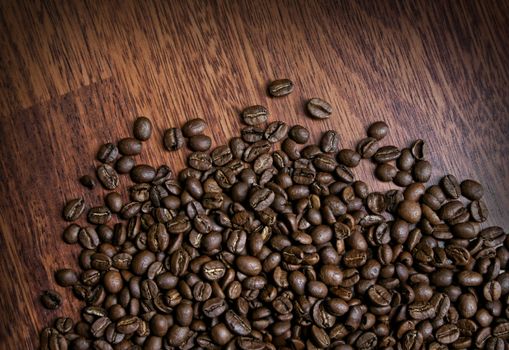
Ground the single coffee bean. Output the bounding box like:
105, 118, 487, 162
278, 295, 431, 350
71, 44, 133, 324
268, 78, 294, 97
307, 98, 332, 119
188, 152, 212, 171
470, 200, 488, 222
337, 149, 361, 167
63, 224, 80, 244
320, 130, 340, 153
441, 174, 461, 198
375, 163, 397, 182
460, 179, 483, 200
163, 128, 184, 151
188, 134, 212, 152
241, 126, 265, 143
97, 143, 119, 163
130, 164, 156, 183
63, 197, 85, 221
373, 146, 401, 163
397, 148, 415, 171
357, 137, 378, 158
225, 310, 252, 335
182, 118, 206, 138
411, 139, 426, 160
97, 164, 119, 190
241, 105, 268, 125
264, 121, 288, 143
288, 125, 310, 144
397, 200, 422, 224
79, 175, 96, 189
413, 160, 432, 182
202, 260, 226, 281
133, 116, 152, 141
118, 138, 142, 156
55, 268, 78, 287
87, 206, 112, 225
435, 324, 460, 344
367, 121, 389, 140
40, 290, 62, 309
114, 156, 135, 174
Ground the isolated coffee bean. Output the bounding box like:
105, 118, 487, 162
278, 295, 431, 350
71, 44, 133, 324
460, 179, 483, 200
118, 138, 142, 156
367, 121, 389, 140
268, 79, 294, 97
307, 98, 332, 119
79, 175, 96, 189
97, 143, 119, 163
97, 164, 119, 190
133, 116, 152, 141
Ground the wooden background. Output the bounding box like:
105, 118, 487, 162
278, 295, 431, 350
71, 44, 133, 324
0, 0, 508, 348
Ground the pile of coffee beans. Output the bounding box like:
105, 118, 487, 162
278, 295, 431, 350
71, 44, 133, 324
39, 79, 509, 350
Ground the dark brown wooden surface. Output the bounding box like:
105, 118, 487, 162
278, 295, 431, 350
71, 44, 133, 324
0, 1, 508, 348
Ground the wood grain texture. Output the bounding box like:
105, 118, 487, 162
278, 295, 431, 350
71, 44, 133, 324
0, 0, 508, 348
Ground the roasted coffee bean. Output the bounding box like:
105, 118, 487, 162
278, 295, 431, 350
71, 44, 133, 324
460, 179, 483, 200
413, 160, 432, 182
375, 163, 397, 182
367, 121, 389, 140
241, 105, 268, 125
225, 310, 252, 335
264, 121, 288, 143
63, 224, 80, 244
118, 138, 142, 156
411, 139, 426, 160
133, 116, 152, 141
441, 174, 461, 198
87, 206, 112, 225
115, 156, 135, 174
337, 149, 361, 167
373, 146, 400, 163
79, 175, 96, 189
63, 197, 85, 221
289, 125, 310, 144
182, 118, 206, 138
241, 126, 265, 143
307, 98, 332, 119
470, 200, 488, 222
41, 290, 62, 309
202, 260, 226, 281
268, 79, 294, 97
97, 142, 119, 163
357, 137, 378, 158
130, 164, 156, 183
320, 130, 340, 153
163, 128, 184, 151
249, 187, 275, 211
97, 164, 119, 190
188, 134, 212, 152
55, 268, 79, 287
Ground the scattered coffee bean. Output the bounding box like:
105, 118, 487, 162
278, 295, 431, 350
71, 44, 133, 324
367, 121, 389, 140
40, 290, 62, 310
133, 116, 153, 141
163, 128, 184, 151
79, 175, 96, 189
307, 97, 332, 119
268, 78, 294, 97
63, 197, 85, 221
188, 134, 212, 152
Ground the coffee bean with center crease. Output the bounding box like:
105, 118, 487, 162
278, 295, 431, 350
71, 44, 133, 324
307, 98, 332, 119
63, 197, 85, 221
268, 79, 294, 97
241, 105, 268, 126
97, 143, 119, 163
87, 206, 112, 225
40, 290, 62, 309
225, 310, 252, 335
264, 121, 288, 143
164, 127, 184, 151
249, 187, 275, 211
97, 164, 119, 190
320, 130, 340, 153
